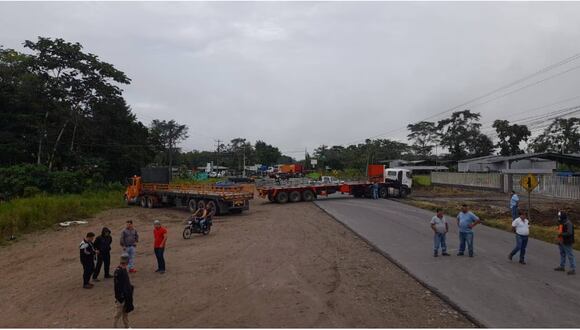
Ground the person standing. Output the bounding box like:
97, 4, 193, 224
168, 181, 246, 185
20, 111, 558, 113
79, 232, 96, 289
113, 255, 134, 328
372, 182, 379, 199
554, 211, 576, 275
430, 208, 450, 257
120, 220, 139, 273
153, 220, 168, 274
510, 191, 520, 220
456, 204, 481, 257
509, 210, 530, 264
93, 227, 113, 281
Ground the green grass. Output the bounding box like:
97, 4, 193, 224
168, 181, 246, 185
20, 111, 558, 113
0, 190, 125, 242
405, 199, 579, 250
413, 175, 432, 187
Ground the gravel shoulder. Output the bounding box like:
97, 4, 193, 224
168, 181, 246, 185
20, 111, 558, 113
0, 200, 473, 328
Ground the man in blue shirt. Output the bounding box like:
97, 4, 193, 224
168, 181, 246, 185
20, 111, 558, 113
510, 191, 519, 220
457, 204, 481, 257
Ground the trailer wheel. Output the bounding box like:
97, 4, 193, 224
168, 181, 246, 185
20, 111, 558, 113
206, 200, 218, 216
302, 190, 315, 202
276, 191, 289, 204
188, 199, 197, 212
289, 190, 302, 203
146, 196, 155, 208
197, 200, 206, 210
140, 197, 148, 208
379, 187, 387, 199
267, 193, 275, 202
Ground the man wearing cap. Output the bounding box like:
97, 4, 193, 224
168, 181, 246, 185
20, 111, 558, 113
554, 211, 576, 275
510, 190, 520, 220
456, 204, 481, 257
153, 220, 168, 274
114, 255, 134, 328
509, 209, 530, 264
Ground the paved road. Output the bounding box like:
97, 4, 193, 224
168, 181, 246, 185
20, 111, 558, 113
315, 196, 580, 328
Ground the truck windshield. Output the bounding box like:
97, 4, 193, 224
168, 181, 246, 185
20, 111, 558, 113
387, 171, 397, 177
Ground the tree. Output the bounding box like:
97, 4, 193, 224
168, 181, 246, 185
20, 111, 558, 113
531, 118, 580, 154
149, 120, 189, 171
254, 141, 282, 166
23, 37, 130, 170
469, 133, 495, 157
407, 121, 438, 157
492, 120, 531, 156
437, 110, 488, 160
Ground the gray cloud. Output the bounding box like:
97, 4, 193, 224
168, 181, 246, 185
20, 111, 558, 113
2, 2, 580, 158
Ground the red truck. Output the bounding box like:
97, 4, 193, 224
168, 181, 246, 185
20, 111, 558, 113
257, 165, 413, 203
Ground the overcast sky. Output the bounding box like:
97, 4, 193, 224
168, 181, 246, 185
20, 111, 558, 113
2, 1, 580, 158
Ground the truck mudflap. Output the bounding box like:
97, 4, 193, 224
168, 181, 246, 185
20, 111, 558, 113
218, 199, 250, 214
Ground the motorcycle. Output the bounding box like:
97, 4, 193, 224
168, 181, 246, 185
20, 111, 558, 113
182, 215, 212, 239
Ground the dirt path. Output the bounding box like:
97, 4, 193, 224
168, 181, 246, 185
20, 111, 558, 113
0, 201, 473, 328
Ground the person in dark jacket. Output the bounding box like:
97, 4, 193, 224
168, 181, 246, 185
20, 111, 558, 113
554, 211, 576, 275
93, 227, 112, 281
79, 232, 96, 289
114, 255, 134, 328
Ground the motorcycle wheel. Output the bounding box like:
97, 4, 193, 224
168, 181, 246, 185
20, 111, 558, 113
183, 227, 192, 239
202, 225, 211, 236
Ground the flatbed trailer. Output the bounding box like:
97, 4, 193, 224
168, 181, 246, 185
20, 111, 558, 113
257, 166, 413, 203
125, 176, 254, 215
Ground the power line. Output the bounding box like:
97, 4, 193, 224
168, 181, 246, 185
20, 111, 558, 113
341, 50, 580, 146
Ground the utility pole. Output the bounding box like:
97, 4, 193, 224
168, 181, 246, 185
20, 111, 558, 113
215, 139, 222, 167
242, 147, 246, 177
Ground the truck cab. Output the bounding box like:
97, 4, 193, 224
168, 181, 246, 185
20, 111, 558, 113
385, 168, 413, 197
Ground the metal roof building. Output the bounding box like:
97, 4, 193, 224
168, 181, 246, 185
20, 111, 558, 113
458, 153, 580, 174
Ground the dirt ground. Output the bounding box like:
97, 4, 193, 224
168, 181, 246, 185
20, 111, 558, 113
0, 200, 473, 328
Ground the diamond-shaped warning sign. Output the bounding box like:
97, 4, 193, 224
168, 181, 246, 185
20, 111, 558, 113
520, 174, 539, 193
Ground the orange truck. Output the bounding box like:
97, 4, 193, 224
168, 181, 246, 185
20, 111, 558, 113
124, 168, 253, 215
257, 165, 412, 203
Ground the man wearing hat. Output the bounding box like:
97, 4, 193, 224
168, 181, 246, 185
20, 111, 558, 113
114, 255, 134, 328
554, 211, 576, 275
153, 220, 168, 274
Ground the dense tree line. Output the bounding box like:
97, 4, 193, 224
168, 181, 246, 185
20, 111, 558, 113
0, 37, 154, 181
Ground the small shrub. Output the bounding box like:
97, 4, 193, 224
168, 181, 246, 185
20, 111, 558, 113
22, 186, 42, 198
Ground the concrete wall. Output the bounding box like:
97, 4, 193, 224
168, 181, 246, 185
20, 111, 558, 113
431, 172, 503, 190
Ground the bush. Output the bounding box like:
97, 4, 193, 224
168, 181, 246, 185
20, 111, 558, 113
22, 186, 42, 198
0, 189, 125, 240
413, 175, 432, 187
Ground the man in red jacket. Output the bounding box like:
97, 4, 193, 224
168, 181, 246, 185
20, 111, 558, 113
153, 220, 168, 274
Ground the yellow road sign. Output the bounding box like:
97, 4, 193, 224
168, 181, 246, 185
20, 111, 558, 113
520, 174, 539, 193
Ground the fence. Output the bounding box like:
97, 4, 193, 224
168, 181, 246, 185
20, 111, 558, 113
431, 172, 502, 190
431, 172, 580, 200
512, 174, 580, 200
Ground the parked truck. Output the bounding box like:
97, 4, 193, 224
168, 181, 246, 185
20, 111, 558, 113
124, 168, 253, 215
257, 165, 412, 203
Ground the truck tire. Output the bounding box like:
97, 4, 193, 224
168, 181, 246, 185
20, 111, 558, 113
289, 190, 301, 203
206, 200, 218, 216
379, 187, 387, 199
188, 199, 197, 212
302, 190, 315, 202
268, 193, 275, 202
399, 188, 408, 198
147, 196, 155, 208
140, 197, 147, 208
276, 191, 289, 204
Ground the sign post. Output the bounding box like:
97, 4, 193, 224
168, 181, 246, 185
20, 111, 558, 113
519, 174, 539, 221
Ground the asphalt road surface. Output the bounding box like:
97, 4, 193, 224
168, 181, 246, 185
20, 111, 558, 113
315, 196, 580, 328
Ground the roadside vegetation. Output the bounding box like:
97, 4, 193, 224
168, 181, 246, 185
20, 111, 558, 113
0, 189, 125, 244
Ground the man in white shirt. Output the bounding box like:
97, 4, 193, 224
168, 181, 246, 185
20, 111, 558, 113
509, 210, 530, 264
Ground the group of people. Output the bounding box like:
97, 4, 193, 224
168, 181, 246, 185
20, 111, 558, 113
78, 219, 168, 328
429, 191, 576, 275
